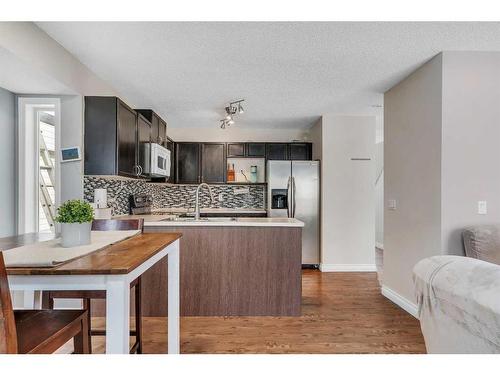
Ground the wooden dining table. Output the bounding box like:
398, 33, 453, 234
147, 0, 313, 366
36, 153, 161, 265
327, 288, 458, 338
0, 232, 182, 354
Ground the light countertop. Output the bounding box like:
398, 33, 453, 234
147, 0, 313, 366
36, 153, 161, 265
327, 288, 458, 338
126, 215, 304, 227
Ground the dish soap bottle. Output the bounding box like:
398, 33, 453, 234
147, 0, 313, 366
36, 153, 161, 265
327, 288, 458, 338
227, 163, 235, 182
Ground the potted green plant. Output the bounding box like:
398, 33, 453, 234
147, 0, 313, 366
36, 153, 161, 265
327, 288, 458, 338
55, 200, 94, 247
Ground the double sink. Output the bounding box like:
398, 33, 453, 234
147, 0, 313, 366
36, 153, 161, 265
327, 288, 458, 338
161, 216, 237, 222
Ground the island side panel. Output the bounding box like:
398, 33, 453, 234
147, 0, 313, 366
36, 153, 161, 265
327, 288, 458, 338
144, 226, 302, 316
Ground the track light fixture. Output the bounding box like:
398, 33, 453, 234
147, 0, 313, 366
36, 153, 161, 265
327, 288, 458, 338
220, 99, 245, 129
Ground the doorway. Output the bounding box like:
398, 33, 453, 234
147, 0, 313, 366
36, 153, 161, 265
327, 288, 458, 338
17, 97, 61, 234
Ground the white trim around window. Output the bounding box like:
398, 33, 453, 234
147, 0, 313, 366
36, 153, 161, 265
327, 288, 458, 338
17, 97, 61, 234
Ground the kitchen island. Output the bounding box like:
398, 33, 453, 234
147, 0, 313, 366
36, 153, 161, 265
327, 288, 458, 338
133, 216, 303, 317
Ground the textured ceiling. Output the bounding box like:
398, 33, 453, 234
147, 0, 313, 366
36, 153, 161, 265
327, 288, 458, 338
36, 22, 500, 130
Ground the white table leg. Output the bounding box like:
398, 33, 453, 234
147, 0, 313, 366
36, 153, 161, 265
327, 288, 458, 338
23, 291, 35, 309
168, 240, 180, 354
105, 276, 130, 354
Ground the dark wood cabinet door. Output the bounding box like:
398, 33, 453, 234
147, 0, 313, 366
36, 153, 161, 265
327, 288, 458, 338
201, 143, 226, 183
289, 143, 312, 160
150, 114, 160, 144
247, 143, 266, 157
227, 143, 245, 157
176, 143, 200, 184
266, 143, 288, 160
158, 119, 167, 146
137, 115, 151, 176
165, 137, 175, 183
117, 101, 138, 177
84, 96, 118, 175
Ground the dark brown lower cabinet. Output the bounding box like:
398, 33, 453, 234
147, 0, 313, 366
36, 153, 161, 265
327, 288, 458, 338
142, 226, 302, 316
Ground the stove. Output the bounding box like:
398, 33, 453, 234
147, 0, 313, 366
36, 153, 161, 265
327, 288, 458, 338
129, 193, 153, 215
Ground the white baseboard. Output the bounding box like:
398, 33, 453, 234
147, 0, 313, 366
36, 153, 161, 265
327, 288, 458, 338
381, 285, 419, 319
375, 242, 384, 250
319, 263, 377, 272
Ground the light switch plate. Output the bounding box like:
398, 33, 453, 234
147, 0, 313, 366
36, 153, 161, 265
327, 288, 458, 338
478, 201, 487, 215
388, 199, 397, 210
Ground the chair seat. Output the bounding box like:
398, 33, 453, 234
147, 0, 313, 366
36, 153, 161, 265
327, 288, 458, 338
15, 310, 87, 354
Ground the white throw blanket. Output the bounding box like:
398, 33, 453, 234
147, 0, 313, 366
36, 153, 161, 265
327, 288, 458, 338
413, 255, 500, 353
2, 230, 141, 267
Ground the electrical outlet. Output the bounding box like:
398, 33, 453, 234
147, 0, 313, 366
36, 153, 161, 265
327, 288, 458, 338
218, 193, 224, 201
388, 199, 397, 210
478, 201, 487, 215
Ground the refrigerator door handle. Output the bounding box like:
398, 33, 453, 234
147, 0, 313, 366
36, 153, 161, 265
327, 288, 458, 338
292, 176, 297, 218
286, 176, 292, 218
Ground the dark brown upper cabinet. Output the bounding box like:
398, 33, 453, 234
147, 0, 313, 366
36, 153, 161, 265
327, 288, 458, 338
137, 114, 152, 177
175, 142, 201, 184
246, 143, 266, 157
201, 143, 226, 183
227, 143, 246, 158
266, 143, 289, 160
165, 137, 175, 183
289, 143, 312, 160
136, 109, 167, 146
158, 118, 167, 147
85, 96, 143, 178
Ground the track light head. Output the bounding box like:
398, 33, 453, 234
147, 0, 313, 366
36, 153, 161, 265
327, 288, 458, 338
220, 99, 245, 129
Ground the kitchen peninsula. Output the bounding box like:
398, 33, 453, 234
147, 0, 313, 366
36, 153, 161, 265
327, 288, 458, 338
135, 215, 304, 317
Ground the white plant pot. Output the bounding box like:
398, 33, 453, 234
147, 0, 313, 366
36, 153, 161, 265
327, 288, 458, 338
60, 222, 92, 248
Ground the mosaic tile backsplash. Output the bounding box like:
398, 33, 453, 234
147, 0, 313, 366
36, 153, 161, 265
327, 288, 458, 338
84, 176, 266, 216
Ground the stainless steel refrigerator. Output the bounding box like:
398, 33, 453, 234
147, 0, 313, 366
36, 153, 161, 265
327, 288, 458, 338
267, 160, 320, 265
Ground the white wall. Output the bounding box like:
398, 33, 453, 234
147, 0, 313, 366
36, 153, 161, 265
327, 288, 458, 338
0, 23, 119, 212
383, 54, 443, 307
440, 52, 500, 255
168, 126, 311, 143
60, 95, 84, 201
319, 115, 376, 271
374, 142, 384, 248
0, 22, 117, 97
309, 118, 322, 161
0, 86, 16, 237
384, 52, 500, 312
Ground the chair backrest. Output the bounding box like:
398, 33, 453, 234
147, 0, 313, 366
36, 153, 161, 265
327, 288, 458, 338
91, 219, 144, 232
0, 252, 17, 354
462, 225, 500, 265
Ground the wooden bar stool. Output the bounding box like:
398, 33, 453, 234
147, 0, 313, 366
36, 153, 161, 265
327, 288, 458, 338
0, 253, 89, 354
42, 219, 144, 354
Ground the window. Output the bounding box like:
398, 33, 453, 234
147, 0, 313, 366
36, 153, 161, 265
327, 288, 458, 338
17, 98, 60, 234
38, 110, 56, 233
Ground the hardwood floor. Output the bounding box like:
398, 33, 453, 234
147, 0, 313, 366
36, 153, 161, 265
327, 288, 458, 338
59, 270, 426, 354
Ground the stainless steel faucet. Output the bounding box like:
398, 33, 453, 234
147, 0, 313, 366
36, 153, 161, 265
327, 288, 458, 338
194, 183, 215, 220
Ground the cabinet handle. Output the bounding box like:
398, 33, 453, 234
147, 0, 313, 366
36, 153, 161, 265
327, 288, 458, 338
133, 165, 142, 176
